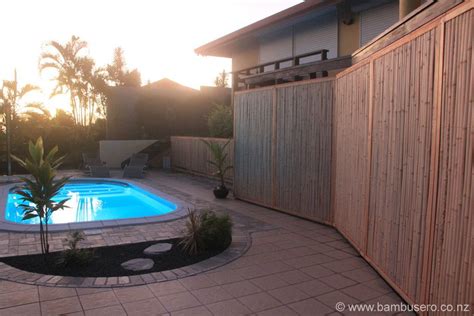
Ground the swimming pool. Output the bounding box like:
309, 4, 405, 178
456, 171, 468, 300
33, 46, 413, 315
2, 180, 184, 228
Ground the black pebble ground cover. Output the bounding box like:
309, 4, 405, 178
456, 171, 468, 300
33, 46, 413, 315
0, 238, 226, 277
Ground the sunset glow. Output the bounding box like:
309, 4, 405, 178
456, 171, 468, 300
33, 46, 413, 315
0, 0, 301, 114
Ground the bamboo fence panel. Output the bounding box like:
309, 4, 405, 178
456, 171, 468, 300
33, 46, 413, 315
230, 1, 472, 309
429, 10, 473, 310
333, 64, 371, 252
274, 81, 334, 223
367, 28, 437, 303
234, 89, 274, 205
170, 136, 233, 180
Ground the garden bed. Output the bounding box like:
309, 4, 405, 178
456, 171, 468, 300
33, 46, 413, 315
0, 238, 226, 277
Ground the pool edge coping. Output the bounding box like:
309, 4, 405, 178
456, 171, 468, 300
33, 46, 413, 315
0, 178, 191, 232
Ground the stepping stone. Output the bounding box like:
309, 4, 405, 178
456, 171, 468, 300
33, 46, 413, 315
121, 258, 154, 271
144, 243, 173, 255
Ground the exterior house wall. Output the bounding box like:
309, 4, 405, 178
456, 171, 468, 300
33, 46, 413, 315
257, 9, 339, 65
230, 1, 400, 72
338, 13, 361, 56
360, 0, 400, 45
259, 28, 293, 65
293, 9, 338, 60
232, 44, 259, 72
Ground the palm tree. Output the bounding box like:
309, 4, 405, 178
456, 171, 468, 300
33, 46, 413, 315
22, 102, 52, 120
106, 47, 141, 87
39, 36, 87, 125
0, 71, 39, 175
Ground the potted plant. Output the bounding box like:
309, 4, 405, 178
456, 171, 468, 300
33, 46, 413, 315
12, 137, 70, 257
202, 139, 232, 199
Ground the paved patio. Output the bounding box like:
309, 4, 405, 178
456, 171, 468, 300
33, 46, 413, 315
0, 171, 409, 315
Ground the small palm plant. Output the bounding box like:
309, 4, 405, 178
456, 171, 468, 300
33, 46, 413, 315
11, 137, 70, 255
202, 139, 233, 198
179, 209, 201, 255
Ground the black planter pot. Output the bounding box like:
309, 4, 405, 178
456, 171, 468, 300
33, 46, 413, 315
213, 185, 229, 199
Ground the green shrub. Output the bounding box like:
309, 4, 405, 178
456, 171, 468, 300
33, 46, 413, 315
199, 211, 232, 251
57, 231, 93, 266
207, 104, 233, 138
180, 209, 232, 255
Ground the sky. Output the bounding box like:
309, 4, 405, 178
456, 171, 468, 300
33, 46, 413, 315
0, 0, 302, 114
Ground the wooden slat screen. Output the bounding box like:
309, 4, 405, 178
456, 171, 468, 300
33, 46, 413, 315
170, 136, 233, 181
429, 9, 473, 310
333, 64, 371, 252
234, 79, 334, 223
274, 81, 333, 223
367, 28, 436, 303
333, 3, 472, 309
234, 89, 274, 205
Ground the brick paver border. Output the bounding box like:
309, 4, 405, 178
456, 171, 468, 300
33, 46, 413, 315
0, 228, 252, 288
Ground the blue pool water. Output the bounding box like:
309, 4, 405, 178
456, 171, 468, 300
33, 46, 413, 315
5, 181, 177, 224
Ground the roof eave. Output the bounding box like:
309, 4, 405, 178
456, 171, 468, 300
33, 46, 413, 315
195, 0, 340, 57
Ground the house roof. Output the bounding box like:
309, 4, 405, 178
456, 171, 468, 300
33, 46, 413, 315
195, 0, 340, 57
143, 78, 199, 93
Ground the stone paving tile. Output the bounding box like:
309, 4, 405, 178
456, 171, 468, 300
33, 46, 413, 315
295, 279, 335, 297
0, 302, 41, 316
366, 292, 404, 305
326, 249, 357, 259
268, 284, 311, 304
342, 284, 386, 301
122, 297, 167, 315
362, 278, 395, 295
206, 298, 252, 315
286, 246, 321, 257
38, 286, 77, 301
75, 287, 110, 296
316, 290, 359, 309
319, 274, 358, 289
233, 264, 272, 280
191, 285, 232, 305
179, 274, 216, 290
250, 274, 289, 291
148, 280, 187, 296
113, 285, 154, 303
79, 291, 119, 310
83, 304, 126, 316
284, 253, 335, 269
0, 288, 38, 309
171, 305, 212, 316
237, 292, 282, 312
40, 296, 83, 315
205, 270, 244, 285
277, 269, 314, 285
221, 280, 262, 297
342, 267, 379, 283
289, 297, 334, 315
300, 264, 335, 279
157, 291, 201, 312
256, 260, 293, 274
0, 281, 35, 294
257, 305, 299, 316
